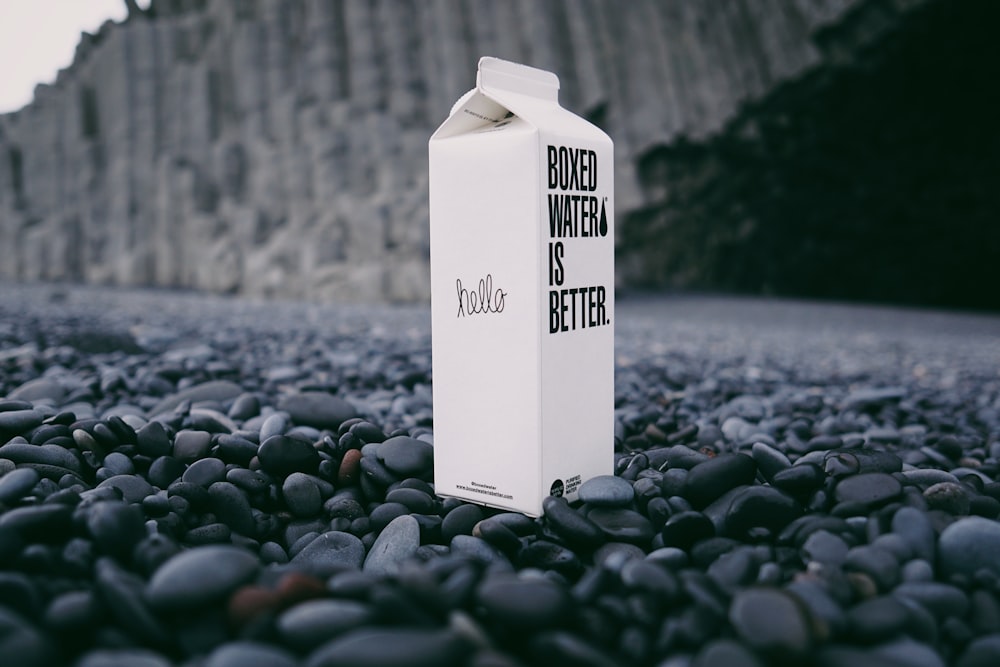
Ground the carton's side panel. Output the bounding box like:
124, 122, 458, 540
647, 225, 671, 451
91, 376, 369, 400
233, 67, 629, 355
430, 127, 542, 514
539, 130, 615, 507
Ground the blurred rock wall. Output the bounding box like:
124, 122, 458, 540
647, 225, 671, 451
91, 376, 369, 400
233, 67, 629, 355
0, 0, 907, 301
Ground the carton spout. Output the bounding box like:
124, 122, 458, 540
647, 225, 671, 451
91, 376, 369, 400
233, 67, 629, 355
477, 56, 560, 103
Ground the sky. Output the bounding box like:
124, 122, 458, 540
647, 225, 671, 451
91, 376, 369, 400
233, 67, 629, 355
0, 1, 149, 114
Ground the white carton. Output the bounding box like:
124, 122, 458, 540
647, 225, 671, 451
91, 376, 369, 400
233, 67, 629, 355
429, 57, 614, 517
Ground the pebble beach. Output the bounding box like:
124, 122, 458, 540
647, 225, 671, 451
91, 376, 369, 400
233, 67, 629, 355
1, 283, 999, 667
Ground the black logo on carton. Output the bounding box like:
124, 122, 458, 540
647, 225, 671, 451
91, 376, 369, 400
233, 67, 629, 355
456, 274, 507, 317
549, 479, 564, 498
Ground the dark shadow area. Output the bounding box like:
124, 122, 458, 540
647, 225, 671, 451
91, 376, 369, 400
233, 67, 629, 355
622, 0, 1000, 311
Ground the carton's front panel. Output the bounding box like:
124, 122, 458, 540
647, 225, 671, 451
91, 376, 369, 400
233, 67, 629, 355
430, 130, 541, 513
539, 136, 615, 503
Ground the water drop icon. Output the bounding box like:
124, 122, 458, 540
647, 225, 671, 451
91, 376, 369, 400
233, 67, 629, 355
599, 200, 608, 237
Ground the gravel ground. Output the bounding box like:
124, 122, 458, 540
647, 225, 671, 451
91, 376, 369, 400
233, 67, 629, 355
1, 282, 999, 667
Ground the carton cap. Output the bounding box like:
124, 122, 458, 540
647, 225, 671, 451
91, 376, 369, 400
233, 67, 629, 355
477, 57, 559, 103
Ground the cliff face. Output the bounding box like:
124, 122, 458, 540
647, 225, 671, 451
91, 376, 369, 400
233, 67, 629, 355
1, 0, 911, 301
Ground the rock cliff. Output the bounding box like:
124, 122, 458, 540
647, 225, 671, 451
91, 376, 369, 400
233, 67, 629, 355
1, 0, 932, 302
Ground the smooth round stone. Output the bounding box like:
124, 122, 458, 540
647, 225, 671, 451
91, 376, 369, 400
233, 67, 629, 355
278, 599, 375, 651
693, 638, 764, 667
956, 634, 1000, 667
283, 473, 322, 517
44, 590, 104, 632
305, 628, 466, 667
291, 531, 365, 576
684, 454, 757, 509
924, 482, 971, 515
0, 442, 82, 472
208, 482, 256, 536
587, 508, 655, 545
939, 516, 1000, 578
785, 580, 848, 639
661, 511, 714, 551
892, 507, 936, 563
364, 515, 420, 575
772, 464, 825, 495
258, 435, 321, 477
172, 430, 213, 463
278, 392, 357, 430
146, 545, 260, 611
183, 457, 227, 487
729, 588, 812, 656
94, 474, 154, 504
75, 649, 173, 667
801, 530, 849, 566
846, 595, 911, 643
384, 487, 435, 514
542, 496, 604, 548
376, 437, 433, 477
7, 379, 64, 404
228, 394, 261, 421
148, 380, 244, 417
0, 468, 40, 504
893, 582, 970, 620
834, 473, 902, 507
94, 558, 172, 647
135, 421, 171, 458
519, 540, 582, 578
450, 535, 508, 565
206, 641, 297, 667
845, 545, 900, 591
476, 574, 571, 629
723, 486, 802, 540
147, 456, 185, 488
871, 638, 945, 667
259, 413, 288, 443
751, 442, 791, 483
441, 504, 484, 542
216, 435, 259, 466
593, 541, 646, 566
0, 410, 45, 433
86, 501, 145, 559
369, 502, 410, 533
577, 475, 635, 507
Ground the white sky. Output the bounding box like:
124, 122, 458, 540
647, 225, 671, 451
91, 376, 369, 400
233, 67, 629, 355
0, 1, 149, 114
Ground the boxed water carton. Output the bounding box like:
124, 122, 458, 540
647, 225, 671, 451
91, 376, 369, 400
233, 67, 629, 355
429, 57, 614, 516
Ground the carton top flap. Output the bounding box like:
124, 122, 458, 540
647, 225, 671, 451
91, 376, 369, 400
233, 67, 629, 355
477, 57, 559, 103
431, 57, 610, 144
